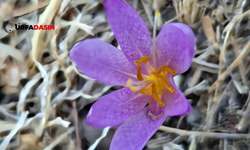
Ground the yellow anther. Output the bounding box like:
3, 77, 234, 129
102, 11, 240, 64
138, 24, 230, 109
152, 84, 165, 107
128, 56, 177, 109
151, 71, 175, 93
156, 12, 160, 17
135, 56, 151, 65
137, 65, 144, 81
157, 66, 177, 75
138, 89, 151, 95
126, 79, 137, 91
126, 79, 132, 87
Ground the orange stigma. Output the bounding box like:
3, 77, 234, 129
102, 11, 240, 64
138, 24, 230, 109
135, 56, 151, 65
126, 56, 176, 107
136, 65, 144, 81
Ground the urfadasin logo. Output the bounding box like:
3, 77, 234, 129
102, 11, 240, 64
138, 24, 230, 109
3, 20, 15, 33
3, 20, 55, 33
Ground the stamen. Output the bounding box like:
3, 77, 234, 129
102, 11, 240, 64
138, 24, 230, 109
137, 65, 144, 81
151, 72, 175, 93
135, 83, 152, 91
145, 63, 154, 72
152, 12, 160, 71
127, 78, 155, 86
138, 89, 151, 95
126, 79, 154, 92
152, 84, 165, 107
135, 56, 151, 65
136, 80, 156, 85
126, 79, 137, 91
157, 66, 177, 75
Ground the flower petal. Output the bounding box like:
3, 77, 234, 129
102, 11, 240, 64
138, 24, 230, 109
110, 107, 167, 150
156, 23, 195, 74
86, 87, 150, 128
70, 39, 137, 86
104, 0, 153, 73
161, 74, 191, 116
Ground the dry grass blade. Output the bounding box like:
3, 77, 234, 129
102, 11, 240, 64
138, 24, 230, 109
0, 0, 16, 30
44, 127, 74, 150
210, 39, 250, 92
159, 126, 250, 139
12, 0, 50, 18
0, 111, 28, 150
202, 16, 216, 45
29, 0, 62, 68
0, 43, 24, 62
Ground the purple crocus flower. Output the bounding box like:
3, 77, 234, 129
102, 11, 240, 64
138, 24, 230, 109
70, 0, 195, 149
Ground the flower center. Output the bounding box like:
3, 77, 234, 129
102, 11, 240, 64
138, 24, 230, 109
126, 56, 176, 107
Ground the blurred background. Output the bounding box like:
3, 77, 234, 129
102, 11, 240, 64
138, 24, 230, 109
0, 0, 250, 149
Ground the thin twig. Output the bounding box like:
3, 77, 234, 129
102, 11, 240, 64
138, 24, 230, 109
72, 101, 81, 150
209, 39, 250, 92
72, 76, 81, 150
159, 126, 250, 139
11, 0, 50, 18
